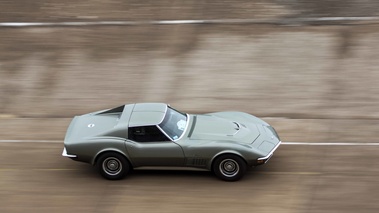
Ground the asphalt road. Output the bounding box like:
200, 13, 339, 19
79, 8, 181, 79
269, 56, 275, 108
1, 142, 378, 213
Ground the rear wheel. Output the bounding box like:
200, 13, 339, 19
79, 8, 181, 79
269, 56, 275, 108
96, 152, 130, 180
213, 154, 247, 181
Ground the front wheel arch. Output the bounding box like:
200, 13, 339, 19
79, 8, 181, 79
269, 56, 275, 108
210, 152, 247, 170
93, 150, 131, 166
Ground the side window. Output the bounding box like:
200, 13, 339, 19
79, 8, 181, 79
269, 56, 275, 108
128, 126, 170, 142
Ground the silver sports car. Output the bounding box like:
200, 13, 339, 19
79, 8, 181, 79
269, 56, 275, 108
62, 103, 281, 181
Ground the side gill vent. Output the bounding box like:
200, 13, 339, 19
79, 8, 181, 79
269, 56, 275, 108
188, 158, 206, 166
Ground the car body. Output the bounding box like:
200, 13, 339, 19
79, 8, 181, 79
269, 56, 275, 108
62, 103, 281, 181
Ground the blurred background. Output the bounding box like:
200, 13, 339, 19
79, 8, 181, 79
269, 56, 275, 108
1, 1, 379, 140
1, 1, 379, 213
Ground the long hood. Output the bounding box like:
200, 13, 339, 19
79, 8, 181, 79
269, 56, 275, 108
189, 114, 260, 143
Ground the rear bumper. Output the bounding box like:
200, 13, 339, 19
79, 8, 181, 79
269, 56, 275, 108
62, 147, 77, 158
257, 141, 281, 165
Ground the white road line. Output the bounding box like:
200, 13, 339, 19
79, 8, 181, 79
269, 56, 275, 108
0, 140, 61, 143
0, 140, 379, 145
0, 17, 379, 27
282, 142, 379, 146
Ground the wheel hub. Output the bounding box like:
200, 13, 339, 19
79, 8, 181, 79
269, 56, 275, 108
224, 162, 235, 171
219, 159, 240, 177
103, 157, 122, 175
107, 160, 119, 170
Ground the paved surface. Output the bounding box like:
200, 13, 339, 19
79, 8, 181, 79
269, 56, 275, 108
1, 1, 379, 22
1, 142, 378, 213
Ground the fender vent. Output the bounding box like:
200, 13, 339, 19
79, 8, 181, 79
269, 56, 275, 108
187, 158, 206, 166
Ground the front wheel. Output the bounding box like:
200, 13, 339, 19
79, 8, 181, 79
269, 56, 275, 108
96, 152, 131, 180
213, 154, 247, 181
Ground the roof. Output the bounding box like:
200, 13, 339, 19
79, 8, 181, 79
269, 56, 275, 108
128, 103, 167, 127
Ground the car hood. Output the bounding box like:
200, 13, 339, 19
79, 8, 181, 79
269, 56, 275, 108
188, 114, 260, 144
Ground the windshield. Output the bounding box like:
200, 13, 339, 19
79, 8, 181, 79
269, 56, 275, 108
158, 107, 188, 141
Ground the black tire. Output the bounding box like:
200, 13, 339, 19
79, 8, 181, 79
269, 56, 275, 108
96, 152, 130, 180
212, 154, 247, 181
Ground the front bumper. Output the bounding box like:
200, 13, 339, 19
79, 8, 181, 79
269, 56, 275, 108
257, 141, 281, 165
62, 147, 77, 158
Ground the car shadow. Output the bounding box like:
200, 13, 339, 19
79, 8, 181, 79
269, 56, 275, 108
131, 168, 212, 178
62, 162, 280, 182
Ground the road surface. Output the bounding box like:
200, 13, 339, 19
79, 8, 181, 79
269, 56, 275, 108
1, 141, 378, 213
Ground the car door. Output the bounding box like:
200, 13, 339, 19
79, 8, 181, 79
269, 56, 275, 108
125, 125, 185, 167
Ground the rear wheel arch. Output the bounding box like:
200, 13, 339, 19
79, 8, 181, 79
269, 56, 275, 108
93, 150, 132, 167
